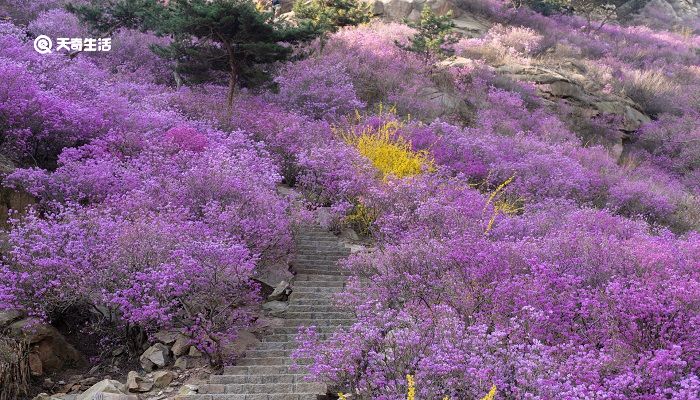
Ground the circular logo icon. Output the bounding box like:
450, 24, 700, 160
33, 35, 53, 54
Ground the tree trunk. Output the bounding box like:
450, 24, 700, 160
227, 68, 237, 109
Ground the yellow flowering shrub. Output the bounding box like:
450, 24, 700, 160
482, 174, 523, 234
403, 375, 497, 400
345, 202, 377, 236
339, 118, 434, 180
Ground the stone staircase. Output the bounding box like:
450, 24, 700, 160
186, 226, 353, 400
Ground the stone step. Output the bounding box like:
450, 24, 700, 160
210, 373, 308, 384
294, 274, 348, 282
223, 365, 302, 375
296, 242, 348, 249
297, 243, 347, 248
293, 268, 349, 276
295, 236, 338, 242
294, 263, 350, 277
292, 286, 343, 294
245, 349, 295, 358
289, 299, 338, 306
289, 293, 339, 301
295, 254, 345, 261
237, 357, 312, 366
270, 326, 348, 335
199, 382, 325, 395
294, 259, 344, 266
181, 393, 324, 400
255, 341, 299, 350
292, 280, 345, 288
287, 305, 347, 313
284, 311, 352, 319
281, 319, 353, 327
261, 333, 333, 343
296, 252, 348, 258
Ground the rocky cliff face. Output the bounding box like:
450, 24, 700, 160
625, 0, 699, 27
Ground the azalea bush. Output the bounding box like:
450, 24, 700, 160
1, 0, 700, 396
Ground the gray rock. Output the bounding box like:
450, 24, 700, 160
76, 379, 126, 400
126, 371, 153, 392
8, 318, 84, 375
152, 370, 175, 388
173, 357, 188, 370
153, 330, 179, 345
177, 384, 198, 396
188, 346, 203, 357
0, 309, 24, 328
140, 343, 171, 372
268, 280, 292, 301
170, 335, 190, 357
262, 300, 289, 316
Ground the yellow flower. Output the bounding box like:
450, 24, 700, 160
339, 119, 434, 180
338, 393, 348, 400
480, 385, 497, 400
406, 374, 416, 400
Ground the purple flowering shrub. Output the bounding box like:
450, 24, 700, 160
1, 13, 292, 359
1, 0, 699, 393
273, 57, 365, 120
0, 60, 106, 168
4, 123, 291, 360
296, 189, 700, 398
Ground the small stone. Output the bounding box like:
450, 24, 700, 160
173, 356, 187, 370
177, 384, 198, 396
268, 280, 291, 301
152, 370, 175, 388
32, 393, 51, 400
188, 346, 202, 357
126, 371, 153, 392
0, 309, 24, 328
170, 335, 190, 357
42, 378, 54, 390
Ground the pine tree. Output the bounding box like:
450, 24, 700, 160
398, 7, 458, 61
70, 0, 316, 106
293, 0, 372, 42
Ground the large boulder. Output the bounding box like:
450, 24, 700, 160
495, 62, 652, 134
7, 318, 84, 376
76, 379, 132, 400
363, 0, 460, 21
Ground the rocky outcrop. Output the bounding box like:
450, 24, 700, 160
1, 313, 85, 377
495, 62, 651, 132
621, 0, 699, 26
0, 155, 35, 228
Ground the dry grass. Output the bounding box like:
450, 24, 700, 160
618, 69, 681, 117
0, 335, 30, 400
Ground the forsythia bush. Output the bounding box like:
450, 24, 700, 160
341, 119, 434, 179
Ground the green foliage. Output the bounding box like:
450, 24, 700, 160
293, 0, 372, 34
66, 0, 164, 33
70, 0, 317, 103
509, 0, 571, 15
398, 7, 457, 60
